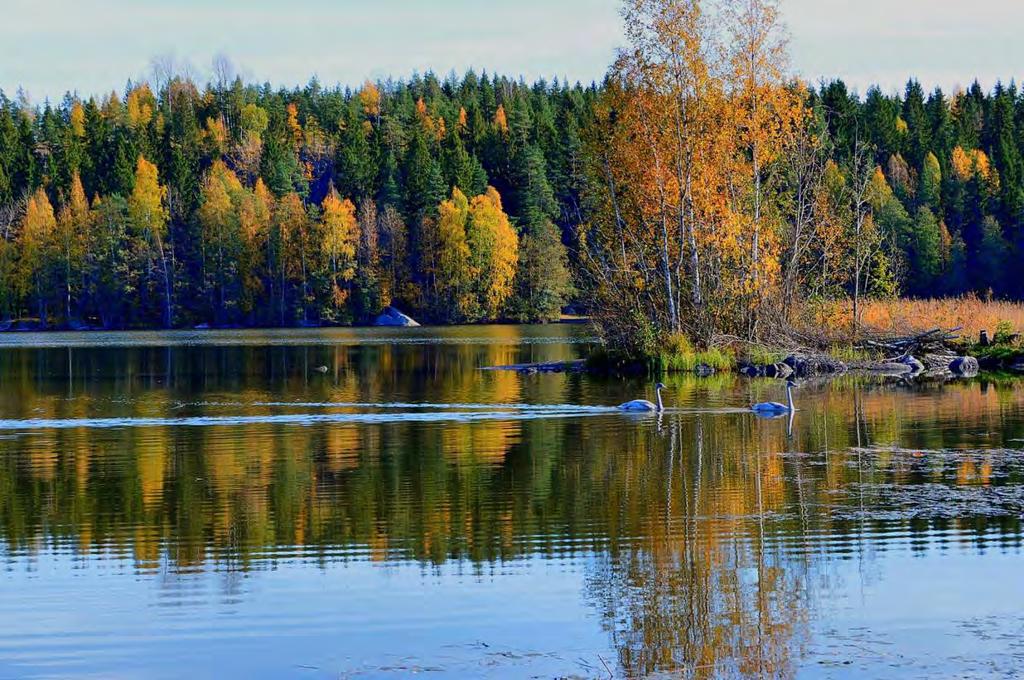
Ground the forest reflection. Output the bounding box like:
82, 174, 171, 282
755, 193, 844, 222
1, 330, 1023, 678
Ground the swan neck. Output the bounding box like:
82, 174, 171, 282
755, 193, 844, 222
656, 386, 664, 412
787, 383, 794, 411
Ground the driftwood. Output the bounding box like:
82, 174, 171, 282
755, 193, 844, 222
481, 360, 586, 374
859, 327, 962, 355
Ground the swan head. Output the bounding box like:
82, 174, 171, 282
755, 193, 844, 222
655, 382, 666, 390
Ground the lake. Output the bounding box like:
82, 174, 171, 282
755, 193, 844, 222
0, 325, 1022, 679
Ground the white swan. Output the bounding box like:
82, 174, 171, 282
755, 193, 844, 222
752, 381, 795, 416
619, 382, 666, 412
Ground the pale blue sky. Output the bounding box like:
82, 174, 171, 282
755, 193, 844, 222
3, 0, 1024, 102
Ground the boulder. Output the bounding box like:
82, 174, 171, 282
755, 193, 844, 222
694, 363, 716, 377
949, 356, 979, 377
374, 307, 420, 327
899, 355, 925, 373
783, 353, 847, 377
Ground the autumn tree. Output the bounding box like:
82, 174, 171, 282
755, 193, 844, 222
128, 155, 172, 326
354, 197, 385, 319
56, 172, 90, 322
320, 190, 359, 321
466, 187, 518, 319
273, 192, 310, 324
198, 161, 245, 322
423, 188, 472, 320
582, 0, 797, 352
17, 188, 57, 322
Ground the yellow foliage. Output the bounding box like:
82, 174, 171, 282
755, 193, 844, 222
951, 146, 994, 183
17, 188, 57, 296
321, 192, 359, 282
101, 91, 121, 120
198, 161, 242, 249
286, 103, 303, 147
69, 101, 86, 138
359, 80, 381, 118
126, 84, 156, 129
128, 156, 167, 239
467, 186, 518, 318
204, 116, 229, 156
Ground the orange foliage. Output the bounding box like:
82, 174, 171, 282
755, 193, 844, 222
803, 296, 1024, 339
493, 104, 508, 134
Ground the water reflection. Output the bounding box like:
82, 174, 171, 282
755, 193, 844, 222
0, 327, 1022, 678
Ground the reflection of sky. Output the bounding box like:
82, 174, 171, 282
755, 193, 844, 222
4, 0, 1024, 101
0, 553, 610, 679
2, 536, 1021, 677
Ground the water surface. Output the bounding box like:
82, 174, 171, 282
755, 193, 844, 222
0, 325, 1022, 679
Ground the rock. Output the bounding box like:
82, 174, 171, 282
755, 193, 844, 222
694, 363, 716, 377
739, 364, 759, 377
949, 356, 979, 377
874, 362, 913, 374
920, 351, 957, 371
772, 363, 794, 379
899, 355, 925, 373
783, 353, 847, 377
374, 307, 420, 327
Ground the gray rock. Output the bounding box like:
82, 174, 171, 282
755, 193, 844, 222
694, 363, 716, 377
374, 307, 420, 327
772, 363, 794, 379
949, 356, 979, 377
783, 353, 847, 377
899, 355, 925, 373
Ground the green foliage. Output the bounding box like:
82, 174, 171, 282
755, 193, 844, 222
0, 71, 597, 327
657, 334, 735, 373
993, 319, 1017, 345
5, 61, 1024, 330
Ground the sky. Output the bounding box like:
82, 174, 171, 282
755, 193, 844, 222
3, 0, 1024, 103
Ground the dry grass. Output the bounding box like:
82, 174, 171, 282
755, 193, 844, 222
797, 296, 1024, 343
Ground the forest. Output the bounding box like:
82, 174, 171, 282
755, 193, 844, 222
0, 69, 583, 328
0, 0, 1023, 347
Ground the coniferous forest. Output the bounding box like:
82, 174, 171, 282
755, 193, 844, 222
1, 17, 1024, 336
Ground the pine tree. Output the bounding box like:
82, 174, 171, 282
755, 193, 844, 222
907, 206, 942, 295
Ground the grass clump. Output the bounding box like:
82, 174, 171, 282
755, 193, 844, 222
743, 344, 787, 366
827, 344, 874, 362
657, 334, 735, 372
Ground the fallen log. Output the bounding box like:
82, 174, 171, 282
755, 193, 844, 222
481, 360, 586, 374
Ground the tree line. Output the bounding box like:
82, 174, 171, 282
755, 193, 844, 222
2, 0, 1024, 343
0, 70, 578, 328
580, 0, 1024, 354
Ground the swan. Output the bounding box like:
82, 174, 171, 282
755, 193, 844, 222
619, 382, 666, 412
751, 380, 795, 415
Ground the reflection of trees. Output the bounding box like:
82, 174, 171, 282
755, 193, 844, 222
583, 415, 811, 679
2, 340, 1024, 675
